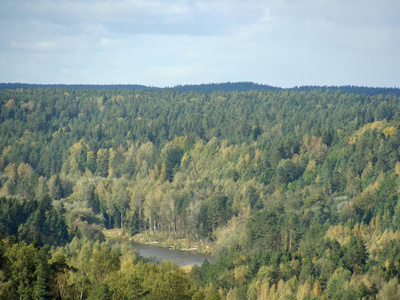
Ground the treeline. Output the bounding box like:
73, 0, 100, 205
0, 83, 154, 91
2, 82, 399, 96
1, 87, 400, 298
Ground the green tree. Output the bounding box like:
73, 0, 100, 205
5, 241, 38, 299
32, 246, 50, 300
344, 236, 368, 273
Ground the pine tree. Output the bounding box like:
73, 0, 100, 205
33, 247, 50, 300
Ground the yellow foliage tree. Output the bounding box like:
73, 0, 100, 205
382, 126, 396, 138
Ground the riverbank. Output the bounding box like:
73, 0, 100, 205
131, 241, 214, 267
103, 229, 215, 255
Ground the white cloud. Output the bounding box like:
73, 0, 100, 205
23, 0, 191, 21
10, 40, 59, 52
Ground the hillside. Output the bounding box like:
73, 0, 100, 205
1, 81, 399, 96
1, 86, 400, 298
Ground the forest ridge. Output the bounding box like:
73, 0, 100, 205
1, 85, 400, 298
1, 82, 400, 96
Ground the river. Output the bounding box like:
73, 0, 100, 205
132, 242, 214, 267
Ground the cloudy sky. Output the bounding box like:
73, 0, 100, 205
0, 0, 399, 88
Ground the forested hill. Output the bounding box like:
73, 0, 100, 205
1, 81, 399, 96
0, 81, 278, 92
291, 85, 400, 97
0, 83, 155, 91
1, 87, 400, 298
170, 82, 281, 93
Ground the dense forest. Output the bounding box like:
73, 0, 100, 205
1, 84, 400, 299
2, 82, 400, 96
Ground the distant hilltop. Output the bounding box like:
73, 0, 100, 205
0, 83, 155, 91
0, 81, 399, 96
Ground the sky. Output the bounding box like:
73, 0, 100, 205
0, 0, 399, 88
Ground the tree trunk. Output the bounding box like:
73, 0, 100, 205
149, 215, 152, 234
139, 201, 142, 230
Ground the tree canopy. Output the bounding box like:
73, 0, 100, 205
1, 84, 400, 298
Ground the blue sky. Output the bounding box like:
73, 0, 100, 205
1, 0, 399, 88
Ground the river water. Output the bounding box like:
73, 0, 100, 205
132, 242, 214, 267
